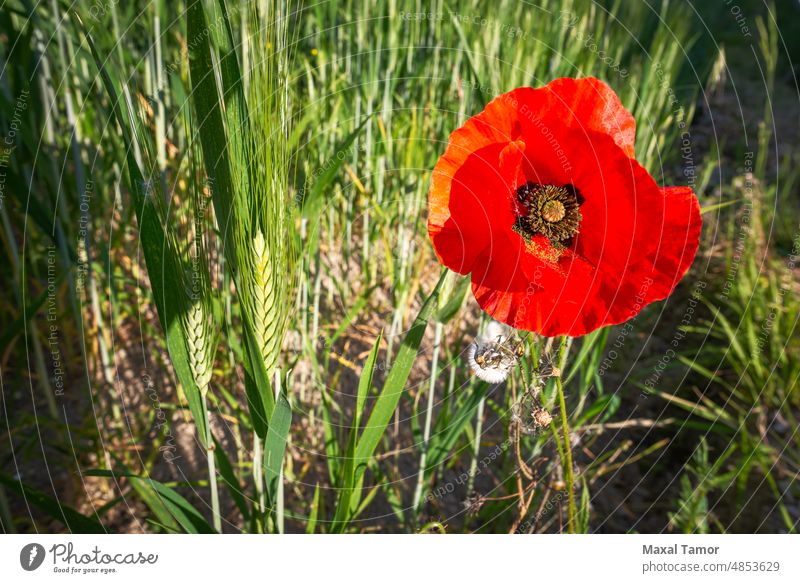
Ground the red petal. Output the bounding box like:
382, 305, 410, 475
540, 77, 637, 158
471, 232, 603, 335
490, 78, 636, 157
429, 135, 524, 274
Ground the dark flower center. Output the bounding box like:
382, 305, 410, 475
512, 182, 583, 245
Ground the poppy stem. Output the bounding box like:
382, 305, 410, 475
555, 336, 575, 533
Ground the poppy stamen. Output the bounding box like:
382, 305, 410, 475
512, 182, 582, 244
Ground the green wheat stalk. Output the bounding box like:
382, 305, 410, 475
214, 1, 298, 529
170, 124, 223, 532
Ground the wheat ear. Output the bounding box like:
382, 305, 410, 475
185, 299, 213, 393
251, 229, 282, 374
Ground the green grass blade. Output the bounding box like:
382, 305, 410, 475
435, 274, 470, 324
575, 394, 621, 427
306, 483, 322, 534
701, 198, 741, 214
301, 116, 370, 222
333, 330, 382, 527
74, 13, 208, 446
0, 270, 67, 353
242, 322, 274, 438
264, 392, 292, 507
578, 477, 591, 533
186, 0, 238, 269
0, 474, 106, 533
325, 285, 377, 367
87, 470, 215, 533
426, 381, 490, 471
213, 434, 250, 521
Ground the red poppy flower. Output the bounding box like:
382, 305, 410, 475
428, 77, 701, 337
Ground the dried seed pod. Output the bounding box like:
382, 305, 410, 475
463, 494, 485, 516
531, 406, 553, 429
467, 321, 523, 384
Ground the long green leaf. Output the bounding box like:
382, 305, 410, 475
74, 13, 208, 446
306, 483, 322, 534
86, 470, 215, 533
333, 330, 383, 527
242, 321, 273, 438
186, 0, 238, 270
0, 474, 106, 533
264, 392, 292, 506
213, 434, 250, 521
